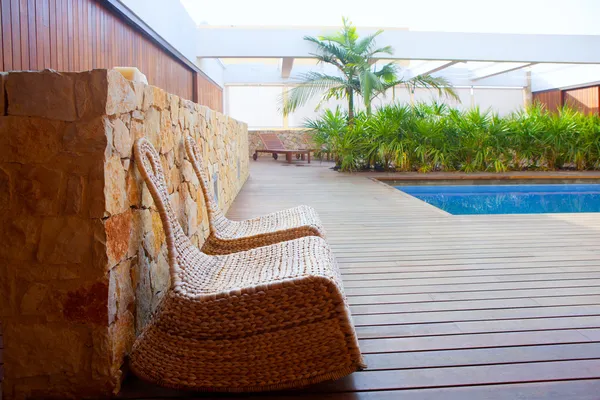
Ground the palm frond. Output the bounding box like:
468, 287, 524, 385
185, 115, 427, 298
279, 72, 348, 115
359, 69, 385, 112
304, 36, 348, 66
373, 62, 398, 82
354, 30, 383, 54
365, 45, 394, 58
404, 75, 460, 101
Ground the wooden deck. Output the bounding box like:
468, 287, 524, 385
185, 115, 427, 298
122, 159, 600, 399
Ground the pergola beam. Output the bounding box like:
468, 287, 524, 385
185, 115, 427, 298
471, 62, 536, 81
222, 63, 528, 87
197, 27, 600, 64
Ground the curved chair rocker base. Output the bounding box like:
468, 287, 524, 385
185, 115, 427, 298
129, 274, 365, 392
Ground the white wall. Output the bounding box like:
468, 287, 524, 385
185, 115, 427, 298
472, 88, 525, 115
227, 86, 283, 129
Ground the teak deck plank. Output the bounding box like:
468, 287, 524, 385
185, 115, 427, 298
120, 160, 600, 399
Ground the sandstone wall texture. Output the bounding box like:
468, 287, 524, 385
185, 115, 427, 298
0, 69, 249, 399
249, 130, 314, 158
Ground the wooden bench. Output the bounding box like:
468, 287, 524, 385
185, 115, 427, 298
253, 133, 312, 163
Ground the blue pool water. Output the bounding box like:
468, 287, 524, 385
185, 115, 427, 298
396, 184, 600, 215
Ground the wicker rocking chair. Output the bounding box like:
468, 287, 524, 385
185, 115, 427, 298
184, 136, 326, 255
129, 138, 365, 392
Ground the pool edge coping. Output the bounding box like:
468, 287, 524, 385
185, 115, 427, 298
373, 174, 600, 182
367, 177, 452, 217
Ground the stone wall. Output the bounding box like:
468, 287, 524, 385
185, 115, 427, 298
0, 69, 249, 399
249, 130, 314, 158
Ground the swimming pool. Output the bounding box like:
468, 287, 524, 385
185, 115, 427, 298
394, 181, 600, 215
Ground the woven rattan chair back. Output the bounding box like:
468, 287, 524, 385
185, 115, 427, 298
184, 136, 229, 236
134, 137, 215, 288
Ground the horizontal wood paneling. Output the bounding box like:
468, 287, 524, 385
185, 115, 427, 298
564, 86, 600, 115
0, 0, 223, 107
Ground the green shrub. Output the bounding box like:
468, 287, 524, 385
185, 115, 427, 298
303, 102, 600, 172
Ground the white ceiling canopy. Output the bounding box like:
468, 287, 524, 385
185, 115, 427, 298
470, 62, 535, 81
408, 60, 459, 78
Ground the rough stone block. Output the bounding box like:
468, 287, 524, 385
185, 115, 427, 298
184, 194, 198, 236
0, 116, 65, 163
106, 69, 137, 116
140, 182, 154, 209
107, 310, 134, 381
140, 209, 164, 259
169, 166, 181, 193
112, 117, 132, 158
0, 263, 16, 316
119, 112, 132, 129
6, 70, 78, 121
105, 210, 132, 268
37, 217, 91, 264
108, 260, 134, 325
131, 81, 145, 110
126, 164, 142, 207
4, 322, 88, 378
0, 165, 10, 212
160, 110, 175, 153
181, 159, 199, 186
104, 155, 128, 216
63, 175, 85, 215
63, 116, 111, 155
169, 94, 179, 121
73, 69, 109, 120
19, 282, 62, 317
130, 251, 152, 333
142, 85, 168, 111
62, 280, 109, 325
130, 118, 144, 143
14, 165, 63, 216
150, 250, 170, 308
88, 177, 106, 219
143, 107, 161, 149
0, 215, 41, 261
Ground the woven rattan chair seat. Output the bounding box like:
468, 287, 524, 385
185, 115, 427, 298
185, 136, 326, 254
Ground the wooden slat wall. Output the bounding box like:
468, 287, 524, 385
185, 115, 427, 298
532, 89, 562, 112
0, 0, 223, 107
196, 71, 223, 112
563, 86, 600, 115
533, 86, 600, 115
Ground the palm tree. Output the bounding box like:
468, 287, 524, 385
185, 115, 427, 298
281, 18, 458, 123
